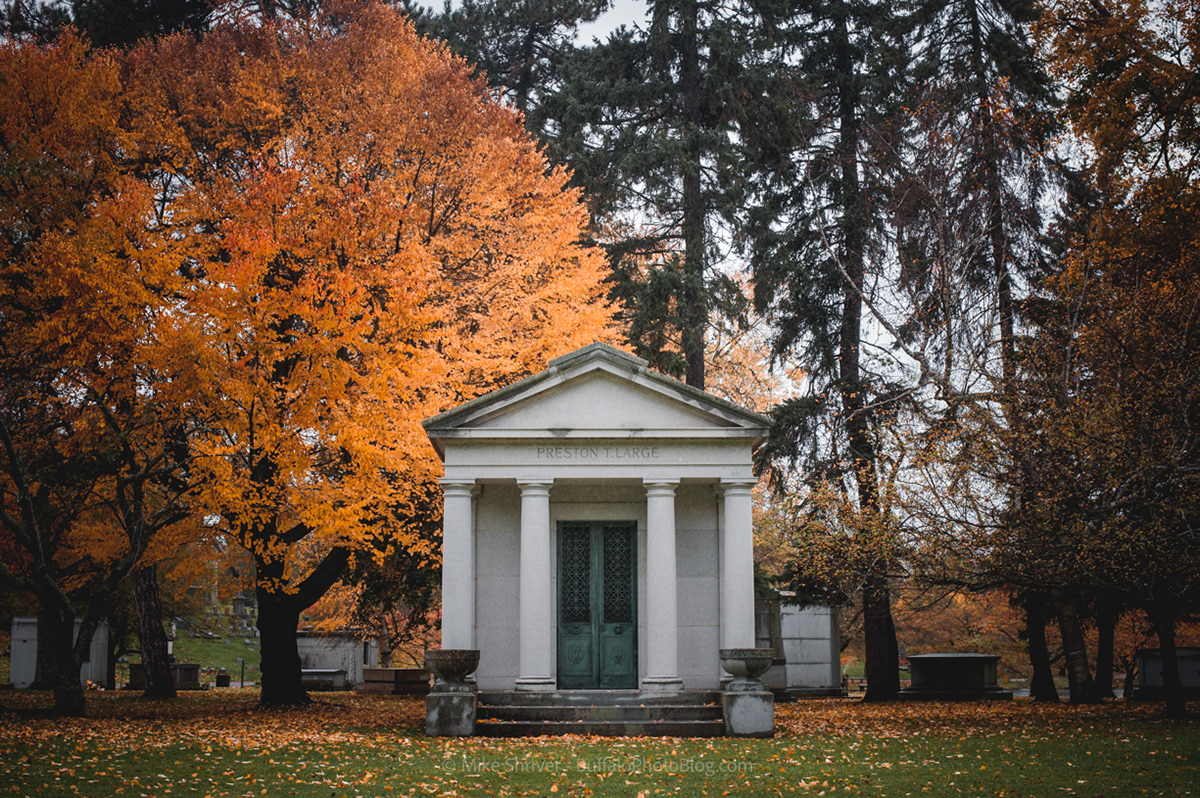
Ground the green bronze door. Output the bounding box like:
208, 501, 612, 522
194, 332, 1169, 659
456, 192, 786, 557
557, 522, 637, 689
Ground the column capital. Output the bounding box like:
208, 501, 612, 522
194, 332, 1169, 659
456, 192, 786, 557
643, 479, 679, 495
516, 479, 554, 495
439, 479, 479, 496
717, 479, 757, 495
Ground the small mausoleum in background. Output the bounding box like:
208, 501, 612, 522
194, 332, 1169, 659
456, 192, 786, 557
297, 630, 379, 690
9, 617, 110, 690
1133, 647, 1200, 700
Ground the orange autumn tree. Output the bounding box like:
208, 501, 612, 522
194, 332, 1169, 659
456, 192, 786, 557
123, 1, 611, 705
0, 34, 207, 716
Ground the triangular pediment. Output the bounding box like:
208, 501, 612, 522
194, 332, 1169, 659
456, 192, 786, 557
424, 343, 770, 455
467, 370, 729, 431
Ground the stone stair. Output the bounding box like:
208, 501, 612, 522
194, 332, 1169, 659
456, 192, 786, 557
474, 690, 725, 737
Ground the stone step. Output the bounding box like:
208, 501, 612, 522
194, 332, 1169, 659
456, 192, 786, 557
477, 703, 723, 722
473, 690, 725, 737
477, 689, 720, 707
475, 719, 726, 738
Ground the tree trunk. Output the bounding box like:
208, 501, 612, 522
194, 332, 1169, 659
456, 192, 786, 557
680, 0, 706, 391
377, 608, 393, 668
41, 603, 86, 716
1054, 592, 1097, 704
962, 0, 1019, 397
30, 601, 56, 689
830, 6, 899, 702
1123, 659, 1138, 701
862, 573, 901, 701
133, 564, 177, 699
1150, 599, 1189, 719
256, 588, 310, 707
1092, 602, 1117, 700
1022, 592, 1060, 702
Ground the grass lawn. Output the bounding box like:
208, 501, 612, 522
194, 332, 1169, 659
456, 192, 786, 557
0, 691, 1195, 797
170, 634, 262, 683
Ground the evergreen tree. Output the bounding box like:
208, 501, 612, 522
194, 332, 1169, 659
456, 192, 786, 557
0, 0, 71, 40
746, 0, 910, 701
70, 0, 207, 47
889, 0, 1058, 699
541, 0, 770, 388
409, 0, 608, 119
898, 0, 1052, 390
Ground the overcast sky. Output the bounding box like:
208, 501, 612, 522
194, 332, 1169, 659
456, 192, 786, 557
577, 0, 648, 41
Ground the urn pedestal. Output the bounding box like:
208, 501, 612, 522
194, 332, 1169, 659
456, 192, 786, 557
425, 650, 480, 737
719, 648, 775, 738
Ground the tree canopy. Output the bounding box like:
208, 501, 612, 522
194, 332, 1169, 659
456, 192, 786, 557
1, 0, 613, 711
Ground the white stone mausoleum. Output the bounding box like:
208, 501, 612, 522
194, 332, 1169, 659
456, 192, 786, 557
423, 343, 775, 692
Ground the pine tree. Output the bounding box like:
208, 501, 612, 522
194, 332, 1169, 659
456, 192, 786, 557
70, 0, 208, 47
540, 0, 770, 388
746, 0, 911, 701
411, 0, 607, 120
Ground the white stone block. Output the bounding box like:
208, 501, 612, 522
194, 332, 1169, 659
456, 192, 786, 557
475, 624, 520, 687
781, 607, 834, 639
476, 529, 519, 576
677, 526, 718, 577
674, 484, 717, 530
476, 575, 519, 624
476, 485, 520, 532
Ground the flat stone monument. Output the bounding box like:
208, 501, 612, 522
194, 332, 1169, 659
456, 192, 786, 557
899, 653, 1013, 701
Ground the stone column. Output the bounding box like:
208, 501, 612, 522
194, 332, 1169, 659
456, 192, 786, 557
515, 480, 556, 691
643, 480, 683, 692
439, 480, 477, 650
720, 480, 757, 649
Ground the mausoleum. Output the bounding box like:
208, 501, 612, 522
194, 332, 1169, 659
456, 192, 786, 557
423, 343, 771, 694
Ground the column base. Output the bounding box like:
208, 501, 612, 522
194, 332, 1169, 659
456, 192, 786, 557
640, 676, 684, 693
514, 677, 556, 692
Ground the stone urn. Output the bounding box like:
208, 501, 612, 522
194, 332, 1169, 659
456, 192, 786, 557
720, 648, 775, 692
424, 649, 479, 693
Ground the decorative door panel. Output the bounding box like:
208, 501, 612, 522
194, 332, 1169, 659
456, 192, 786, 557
557, 525, 594, 686
557, 522, 637, 689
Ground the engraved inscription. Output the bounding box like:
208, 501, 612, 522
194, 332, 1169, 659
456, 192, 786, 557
536, 445, 661, 460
